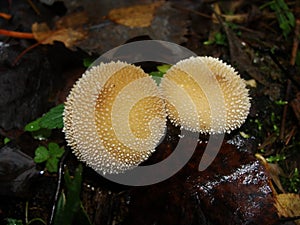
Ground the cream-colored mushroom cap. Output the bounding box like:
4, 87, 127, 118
160, 56, 250, 133
63, 61, 166, 174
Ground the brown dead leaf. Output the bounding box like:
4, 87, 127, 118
32, 22, 86, 48
31, 12, 88, 48
275, 193, 300, 224
32, 22, 51, 42
268, 163, 286, 193
108, 1, 163, 28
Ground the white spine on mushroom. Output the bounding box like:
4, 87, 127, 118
160, 56, 250, 134
63, 61, 166, 174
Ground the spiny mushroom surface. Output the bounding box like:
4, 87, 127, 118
63, 61, 166, 174
160, 56, 250, 134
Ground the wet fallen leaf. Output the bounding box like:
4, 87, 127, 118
267, 163, 286, 193
108, 1, 164, 28
0, 142, 40, 197
275, 193, 300, 224
0, 44, 55, 129
32, 23, 86, 48
32, 12, 88, 48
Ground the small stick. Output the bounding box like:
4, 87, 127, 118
27, 0, 41, 15
290, 19, 300, 66
48, 148, 70, 225
280, 79, 292, 141
0, 12, 12, 20
0, 29, 34, 39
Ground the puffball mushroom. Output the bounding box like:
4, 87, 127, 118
63, 61, 166, 174
160, 56, 250, 134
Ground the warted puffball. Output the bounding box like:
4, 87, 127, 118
63, 61, 166, 174
160, 56, 250, 134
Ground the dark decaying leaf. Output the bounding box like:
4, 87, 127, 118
275, 193, 300, 224
0, 142, 40, 197
107, 128, 280, 225
32, 12, 88, 49
0, 44, 55, 130
63, 0, 189, 53
108, 2, 164, 28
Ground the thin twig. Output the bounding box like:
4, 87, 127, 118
27, 0, 41, 15
49, 148, 70, 225
280, 79, 292, 140
290, 19, 300, 66
13, 41, 41, 66
285, 125, 297, 145
0, 29, 34, 39
0, 12, 12, 20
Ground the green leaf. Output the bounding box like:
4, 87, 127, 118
31, 128, 52, 140
203, 39, 215, 45
274, 100, 288, 105
266, 153, 286, 163
157, 64, 171, 73
46, 157, 59, 173
53, 165, 90, 225
24, 118, 42, 132
215, 32, 227, 45
149, 71, 164, 77
48, 142, 65, 158
39, 104, 64, 129
150, 64, 171, 85
4, 137, 10, 144
6, 218, 23, 225
151, 76, 163, 85
53, 192, 67, 225
34, 146, 49, 163
83, 58, 95, 68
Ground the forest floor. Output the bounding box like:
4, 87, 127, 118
0, 0, 300, 225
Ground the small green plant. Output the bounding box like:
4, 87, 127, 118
6, 202, 46, 225
4, 137, 10, 144
6, 218, 23, 225
34, 142, 65, 173
25, 104, 64, 132
53, 164, 91, 225
274, 99, 288, 105
282, 168, 300, 193
266, 153, 286, 163
260, 0, 295, 39
25, 104, 65, 172
150, 64, 171, 84
203, 32, 227, 46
